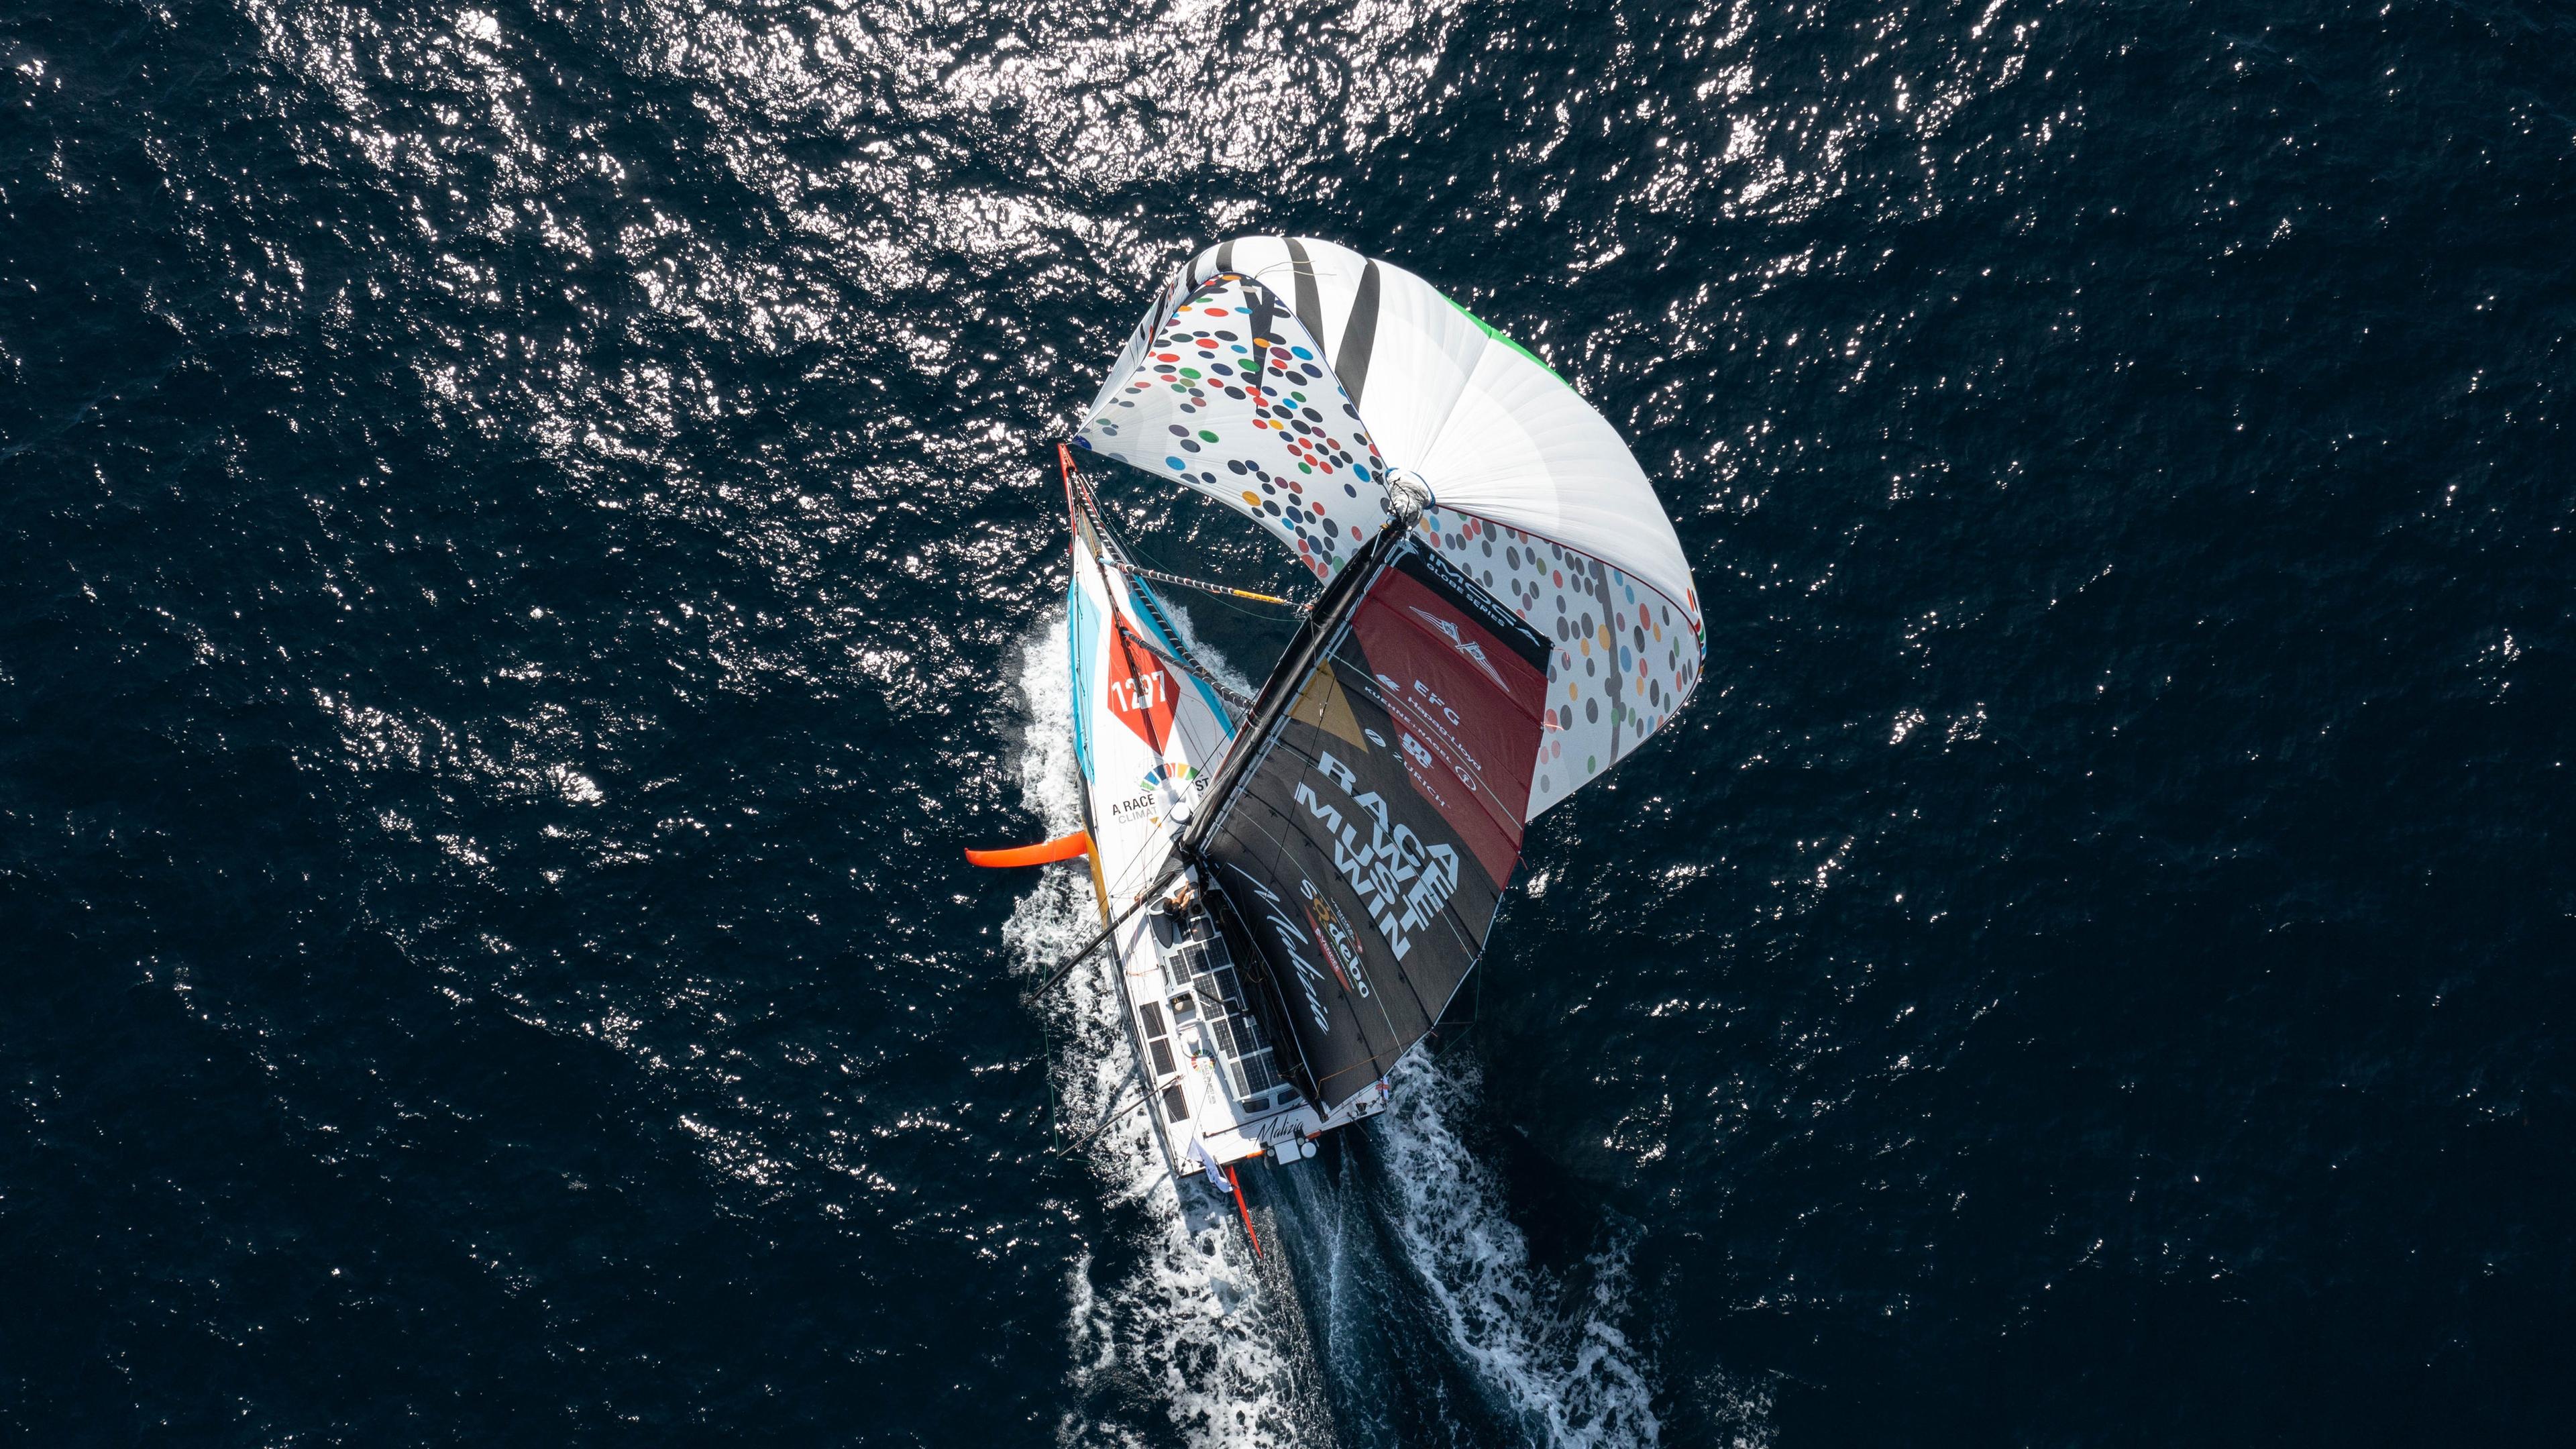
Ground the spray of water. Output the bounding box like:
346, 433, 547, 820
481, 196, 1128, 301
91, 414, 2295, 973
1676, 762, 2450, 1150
1006, 608, 1329, 1448
1373, 1055, 1664, 1447
1004, 604, 1684, 1448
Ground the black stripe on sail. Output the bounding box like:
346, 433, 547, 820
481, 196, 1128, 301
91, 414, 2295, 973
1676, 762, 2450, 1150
1214, 239, 1235, 276
1240, 279, 1279, 405
1284, 238, 1326, 347
1334, 260, 1383, 408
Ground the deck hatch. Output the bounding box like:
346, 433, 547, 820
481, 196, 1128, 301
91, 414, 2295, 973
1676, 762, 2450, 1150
1158, 903, 1284, 1111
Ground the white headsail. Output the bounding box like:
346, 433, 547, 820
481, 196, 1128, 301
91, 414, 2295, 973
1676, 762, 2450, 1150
1075, 236, 1703, 818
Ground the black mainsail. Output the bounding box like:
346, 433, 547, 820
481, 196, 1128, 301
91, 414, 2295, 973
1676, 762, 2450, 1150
1183, 536, 1552, 1112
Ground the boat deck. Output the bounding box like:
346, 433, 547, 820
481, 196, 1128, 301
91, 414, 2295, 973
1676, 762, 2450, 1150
1114, 889, 1325, 1175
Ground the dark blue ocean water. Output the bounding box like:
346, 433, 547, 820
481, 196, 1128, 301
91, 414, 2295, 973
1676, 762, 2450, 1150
5, 0, 2572, 1443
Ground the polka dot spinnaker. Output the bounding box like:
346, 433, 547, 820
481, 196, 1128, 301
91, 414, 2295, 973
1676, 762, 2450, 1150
1073, 235, 1703, 818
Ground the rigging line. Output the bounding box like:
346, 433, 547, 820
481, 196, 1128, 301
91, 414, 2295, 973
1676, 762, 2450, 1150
1103, 569, 1259, 714
1073, 488, 1303, 612
1067, 449, 1204, 724
1059, 457, 1216, 893
1051, 1088, 1148, 1157
1114, 580, 1304, 631
1138, 593, 1257, 717
1098, 555, 1307, 613
1076, 504, 1222, 728
1059, 452, 1205, 888
1079, 573, 1239, 812
1065, 461, 1263, 714
1031, 865, 1185, 997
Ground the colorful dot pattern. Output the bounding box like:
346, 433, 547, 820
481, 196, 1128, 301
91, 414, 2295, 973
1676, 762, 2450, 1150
1074, 274, 1389, 581
1413, 506, 1705, 818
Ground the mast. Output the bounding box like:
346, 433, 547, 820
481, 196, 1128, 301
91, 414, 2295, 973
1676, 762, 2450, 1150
1168, 486, 1550, 1113
1175, 515, 1406, 861
1165, 516, 1403, 1108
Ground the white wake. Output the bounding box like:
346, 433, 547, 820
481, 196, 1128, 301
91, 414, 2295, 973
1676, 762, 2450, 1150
1374, 1054, 1668, 1447
1007, 607, 1328, 1449
1006, 602, 1695, 1448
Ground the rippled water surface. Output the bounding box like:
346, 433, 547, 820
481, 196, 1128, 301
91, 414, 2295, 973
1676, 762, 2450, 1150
5, 0, 2571, 1443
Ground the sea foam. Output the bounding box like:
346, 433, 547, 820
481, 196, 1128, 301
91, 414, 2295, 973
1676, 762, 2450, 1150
1008, 603, 1684, 1448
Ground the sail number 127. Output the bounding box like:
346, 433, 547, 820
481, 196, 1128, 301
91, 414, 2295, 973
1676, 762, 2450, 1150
1110, 669, 1169, 713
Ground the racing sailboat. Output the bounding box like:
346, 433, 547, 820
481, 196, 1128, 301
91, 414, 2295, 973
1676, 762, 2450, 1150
977, 236, 1705, 1209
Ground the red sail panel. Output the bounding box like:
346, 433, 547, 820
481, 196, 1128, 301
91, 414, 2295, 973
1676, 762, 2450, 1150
1104, 615, 1179, 752
1338, 561, 1545, 884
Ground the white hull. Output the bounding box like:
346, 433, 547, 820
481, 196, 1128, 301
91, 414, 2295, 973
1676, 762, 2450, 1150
1064, 519, 1387, 1185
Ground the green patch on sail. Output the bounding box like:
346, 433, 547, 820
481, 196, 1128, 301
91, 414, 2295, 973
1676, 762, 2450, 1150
1452, 300, 1567, 384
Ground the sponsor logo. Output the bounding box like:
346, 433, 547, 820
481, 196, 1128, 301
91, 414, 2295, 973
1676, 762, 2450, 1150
1104, 618, 1177, 750
1296, 880, 1369, 998
1236, 869, 1333, 1033
1407, 606, 1512, 693
1291, 749, 1462, 962
1417, 546, 1540, 649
